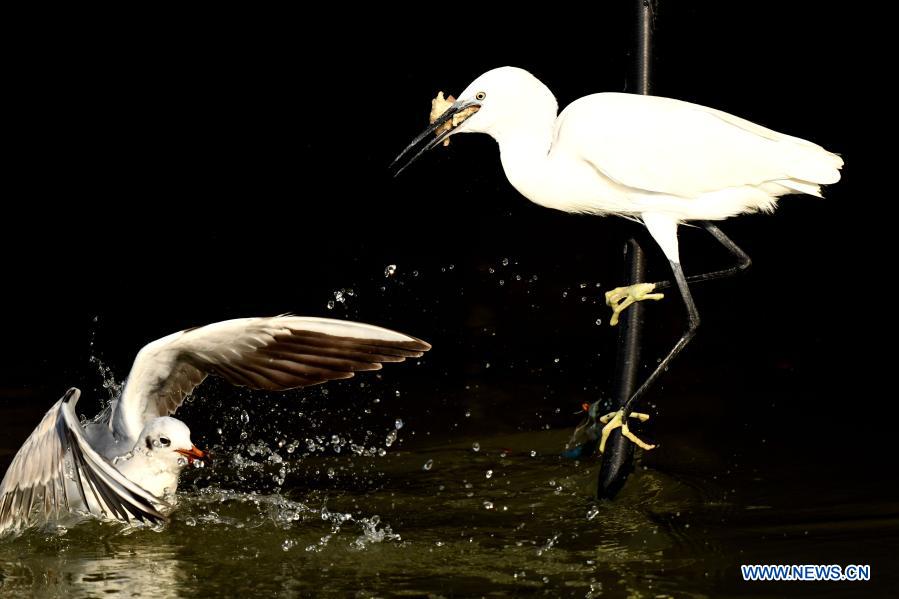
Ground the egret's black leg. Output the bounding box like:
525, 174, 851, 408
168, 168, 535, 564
591, 222, 749, 451
622, 260, 699, 415
653, 222, 751, 291
605, 223, 749, 326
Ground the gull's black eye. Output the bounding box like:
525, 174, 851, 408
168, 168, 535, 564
159, 437, 171, 446
475, 91, 486, 101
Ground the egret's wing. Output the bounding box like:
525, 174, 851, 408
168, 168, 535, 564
554, 93, 842, 197
0, 388, 165, 534
114, 316, 431, 436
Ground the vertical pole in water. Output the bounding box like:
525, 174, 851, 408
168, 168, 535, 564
597, 0, 654, 499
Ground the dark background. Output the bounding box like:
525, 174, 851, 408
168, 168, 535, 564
1, 2, 878, 484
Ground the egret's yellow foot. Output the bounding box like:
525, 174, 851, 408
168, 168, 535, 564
597, 409, 656, 454
604, 283, 664, 326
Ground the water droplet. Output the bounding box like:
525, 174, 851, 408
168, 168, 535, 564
464, 410, 471, 418
112, 451, 134, 465
530, 450, 537, 457
377, 448, 387, 457
472, 442, 480, 452
553, 358, 560, 363
385, 264, 397, 277
395, 390, 401, 397
422, 459, 433, 471
485, 470, 493, 479
385, 430, 397, 447
595, 318, 603, 326
282, 539, 296, 551
483, 501, 494, 510
185, 516, 197, 526
395, 418, 404, 430
240, 410, 250, 424
327, 468, 335, 479
501, 258, 509, 266
326, 300, 335, 310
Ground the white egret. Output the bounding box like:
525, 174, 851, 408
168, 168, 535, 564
393, 66, 842, 451
0, 316, 430, 534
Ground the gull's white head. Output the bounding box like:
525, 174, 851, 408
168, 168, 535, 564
135, 416, 208, 471
392, 66, 558, 174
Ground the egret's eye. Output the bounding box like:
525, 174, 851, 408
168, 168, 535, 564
475, 91, 486, 101
159, 437, 171, 446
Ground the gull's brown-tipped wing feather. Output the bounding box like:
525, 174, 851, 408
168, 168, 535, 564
113, 316, 430, 438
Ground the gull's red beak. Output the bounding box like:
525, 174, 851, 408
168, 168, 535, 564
175, 445, 210, 465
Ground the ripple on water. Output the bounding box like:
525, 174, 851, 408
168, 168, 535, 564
2, 429, 887, 598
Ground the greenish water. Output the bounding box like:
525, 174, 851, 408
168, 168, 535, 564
3, 424, 897, 598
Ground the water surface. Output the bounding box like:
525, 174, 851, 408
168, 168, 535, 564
2, 413, 896, 597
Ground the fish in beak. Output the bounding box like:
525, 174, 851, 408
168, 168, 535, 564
391, 93, 481, 176
175, 445, 211, 466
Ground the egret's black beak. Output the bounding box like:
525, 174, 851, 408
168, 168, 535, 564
391, 99, 481, 177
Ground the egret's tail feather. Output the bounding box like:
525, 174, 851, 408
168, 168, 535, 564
782, 142, 843, 187
776, 179, 823, 198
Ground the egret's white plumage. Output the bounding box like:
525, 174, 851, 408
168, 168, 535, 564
393, 66, 842, 450
0, 316, 430, 534
446, 67, 842, 262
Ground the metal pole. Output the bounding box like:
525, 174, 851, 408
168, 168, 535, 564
597, 0, 654, 499
636, 0, 653, 96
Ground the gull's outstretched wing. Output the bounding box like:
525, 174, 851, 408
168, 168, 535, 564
113, 316, 431, 441
555, 92, 842, 198
0, 388, 166, 534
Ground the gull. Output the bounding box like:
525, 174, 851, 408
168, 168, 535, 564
393, 66, 842, 452
0, 316, 430, 534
